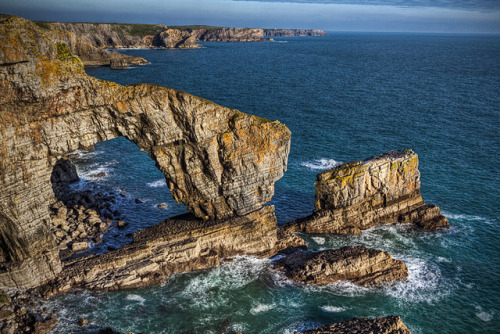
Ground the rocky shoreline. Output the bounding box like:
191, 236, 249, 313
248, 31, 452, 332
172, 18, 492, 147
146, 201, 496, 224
0, 15, 449, 334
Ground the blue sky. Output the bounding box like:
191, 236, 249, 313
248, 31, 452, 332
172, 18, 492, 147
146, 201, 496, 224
0, 0, 499, 33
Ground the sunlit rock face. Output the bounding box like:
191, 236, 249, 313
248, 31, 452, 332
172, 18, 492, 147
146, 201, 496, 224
0, 16, 291, 289
284, 149, 449, 234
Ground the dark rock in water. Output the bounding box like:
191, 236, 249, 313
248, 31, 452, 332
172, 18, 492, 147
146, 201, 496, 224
300, 316, 412, 334
157, 203, 168, 209
284, 149, 449, 234
77, 318, 89, 326
98, 328, 121, 334
117, 220, 127, 228
90, 172, 107, 178
135, 198, 144, 204
273, 246, 408, 286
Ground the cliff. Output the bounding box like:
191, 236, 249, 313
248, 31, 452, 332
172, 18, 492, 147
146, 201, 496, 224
34, 21, 149, 67
284, 150, 449, 234
301, 316, 412, 334
0, 15, 291, 289
263, 29, 327, 36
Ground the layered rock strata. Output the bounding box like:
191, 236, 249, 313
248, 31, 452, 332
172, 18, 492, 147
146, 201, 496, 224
0, 16, 291, 289
273, 246, 408, 286
284, 150, 449, 234
42, 205, 305, 294
300, 316, 412, 334
263, 29, 327, 36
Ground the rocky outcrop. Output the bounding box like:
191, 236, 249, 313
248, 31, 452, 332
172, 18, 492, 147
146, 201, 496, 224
42, 205, 305, 294
300, 316, 411, 334
263, 29, 327, 37
0, 16, 291, 289
194, 28, 265, 42
273, 246, 408, 286
152, 29, 201, 48
35, 21, 149, 67
284, 150, 449, 234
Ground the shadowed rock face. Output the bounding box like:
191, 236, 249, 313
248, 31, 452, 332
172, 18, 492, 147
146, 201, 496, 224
263, 29, 327, 37
273, 246, 408, 286
284, 150, 449, 234
0, 16, 291, 289
300, 316, 412, 334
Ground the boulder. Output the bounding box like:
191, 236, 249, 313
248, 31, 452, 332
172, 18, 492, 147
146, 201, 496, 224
273, 246, 408, 286
300, 316, 411, 334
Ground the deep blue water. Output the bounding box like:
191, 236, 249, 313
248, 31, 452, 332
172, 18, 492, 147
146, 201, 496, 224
49, 34, 499, 333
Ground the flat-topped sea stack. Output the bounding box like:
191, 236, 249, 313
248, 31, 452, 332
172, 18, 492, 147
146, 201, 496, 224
300, 316, 412, 334
273, 246, 408, 286
0, 15, 293, 289
284, 149, 449, 234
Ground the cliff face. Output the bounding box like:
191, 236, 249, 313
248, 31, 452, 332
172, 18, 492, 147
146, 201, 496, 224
0, 16, 291, 289
284, 150, 448, 234
194, 28, 264, 42
263, 29, 327, 36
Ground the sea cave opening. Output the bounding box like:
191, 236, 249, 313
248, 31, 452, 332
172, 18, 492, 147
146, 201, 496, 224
50, 136, 187, 260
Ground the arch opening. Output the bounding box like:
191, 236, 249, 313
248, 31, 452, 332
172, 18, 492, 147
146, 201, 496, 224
49, 136, 187, 259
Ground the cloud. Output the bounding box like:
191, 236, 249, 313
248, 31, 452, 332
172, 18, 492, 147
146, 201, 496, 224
232, 0, 500, 10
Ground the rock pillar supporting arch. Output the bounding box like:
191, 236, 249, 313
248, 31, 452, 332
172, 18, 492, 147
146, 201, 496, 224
0, 16, 291, 289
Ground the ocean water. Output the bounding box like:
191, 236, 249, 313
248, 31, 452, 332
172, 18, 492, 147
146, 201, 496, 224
48, 34, 499, 333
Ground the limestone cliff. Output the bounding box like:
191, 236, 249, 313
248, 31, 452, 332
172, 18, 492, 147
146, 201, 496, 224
193, 27, 265, 42
284, 150, 449, 234
263, 29, 327, 36
0, 15, 291, 289
301, 316, 412, 334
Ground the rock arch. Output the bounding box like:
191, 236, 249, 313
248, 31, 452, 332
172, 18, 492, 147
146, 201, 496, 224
0, 16, 290, 288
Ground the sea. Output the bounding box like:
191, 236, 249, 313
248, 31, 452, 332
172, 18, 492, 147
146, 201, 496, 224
47, 33, 500, 333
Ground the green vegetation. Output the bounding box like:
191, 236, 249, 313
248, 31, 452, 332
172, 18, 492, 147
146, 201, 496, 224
56, 42, 83, 67
112, 23, 165, 36
34, 21, 51, 30
167, 25, 223, 32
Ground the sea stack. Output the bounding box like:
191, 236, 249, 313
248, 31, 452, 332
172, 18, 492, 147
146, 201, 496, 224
284, 149, 449, 234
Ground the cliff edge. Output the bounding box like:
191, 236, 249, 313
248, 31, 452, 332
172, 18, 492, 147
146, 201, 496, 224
0, 15, 291, 289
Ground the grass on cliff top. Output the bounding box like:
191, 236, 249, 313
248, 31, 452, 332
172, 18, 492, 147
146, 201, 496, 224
33, 21, 165, 36
167, 25, 223, 32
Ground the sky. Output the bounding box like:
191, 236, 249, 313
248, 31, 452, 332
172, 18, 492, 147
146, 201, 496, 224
0, 0, 499, 34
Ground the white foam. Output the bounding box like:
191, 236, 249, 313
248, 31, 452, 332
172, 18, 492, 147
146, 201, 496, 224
320, 305, 347, 313
147, 179, 167, 188
126, 294, 146, 304
301, 158, 341, 170
384, 257, 450, 304
250, 303, 275, 315
311, 236, 325, 245
441, 211, 490, 224
476, 306, 494, 322
436, 257, 451, 263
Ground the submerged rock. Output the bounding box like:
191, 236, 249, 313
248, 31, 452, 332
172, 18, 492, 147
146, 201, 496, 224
284, 150, 449, 234
300, 316, 412, 334
273, 246, 408, 286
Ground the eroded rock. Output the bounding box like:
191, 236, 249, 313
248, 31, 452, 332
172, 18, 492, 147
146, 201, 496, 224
273, 246, 408, 286
300, 316, 412, 334
42, 206, 306, 294
284, 150, 449, 234
0, 16, 291, 289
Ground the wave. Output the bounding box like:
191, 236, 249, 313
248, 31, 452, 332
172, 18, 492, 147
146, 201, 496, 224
147, 179, 167, 188
126, 294, 146, 304
441, 211, 491, 224
320, 305, 347, 313
475, 306, 494, 322
311, 236, 325, 245
250, 303, 275, 315
300, 158, 341, 170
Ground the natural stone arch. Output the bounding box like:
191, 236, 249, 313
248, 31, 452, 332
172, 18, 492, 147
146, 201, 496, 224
0, 16, 291, 288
